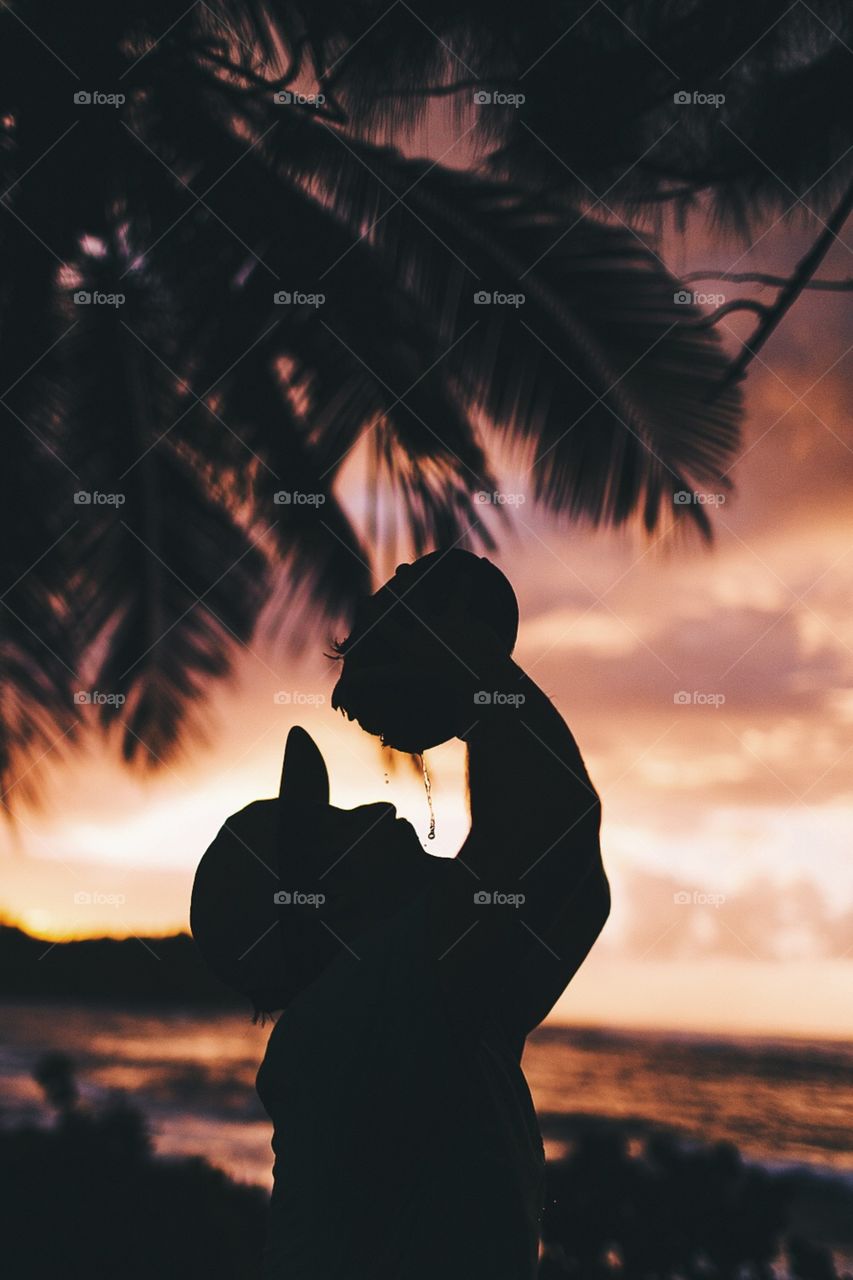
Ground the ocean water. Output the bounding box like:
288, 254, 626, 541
1, 1002, 852, 1189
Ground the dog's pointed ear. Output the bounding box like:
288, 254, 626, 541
278, 726, 329, 813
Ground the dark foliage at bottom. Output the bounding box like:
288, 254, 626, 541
1, 1054, 849, 1279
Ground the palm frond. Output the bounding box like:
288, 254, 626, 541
61, 244, 270, 765
266, 124, 741, 529
236, 0, 853, 226
0, 0, 773, 797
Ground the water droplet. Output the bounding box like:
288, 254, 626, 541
420, 754, 436, 842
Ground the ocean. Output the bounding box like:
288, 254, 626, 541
1, 1002, 852, 1191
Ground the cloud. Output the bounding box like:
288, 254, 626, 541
609, 865, 853, 962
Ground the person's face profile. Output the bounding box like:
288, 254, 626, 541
296, 802, 425, 930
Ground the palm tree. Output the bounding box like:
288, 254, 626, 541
0, 0, 848, 797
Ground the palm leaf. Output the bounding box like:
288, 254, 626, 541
0, 0, 764, 797
61, 242, 270, 765
267, 122, 741, 529
240, 0, 853, 226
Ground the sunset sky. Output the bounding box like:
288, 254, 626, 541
2, 112, 851, 1041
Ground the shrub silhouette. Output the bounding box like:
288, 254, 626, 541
540, 1121, 850, 1280
1, 1054, 849, 1279
0, 1054, 267, 1280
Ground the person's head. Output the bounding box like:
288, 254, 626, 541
331, 549, 519, 751
190, 727, 428, 1016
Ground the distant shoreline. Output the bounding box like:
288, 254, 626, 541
4, 924, 853, 1053
0, 924, 242, 1007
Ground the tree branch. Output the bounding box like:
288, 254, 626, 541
696, 299, 771, 326
685, 270, 853, 291
715, 178, 853, 393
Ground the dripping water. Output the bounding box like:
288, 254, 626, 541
420, 754, 436, 841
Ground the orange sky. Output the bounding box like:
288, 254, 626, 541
2, 119, 852, 1039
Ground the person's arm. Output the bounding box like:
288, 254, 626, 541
329, 554, 609, 1037
432, 654, 609, 1038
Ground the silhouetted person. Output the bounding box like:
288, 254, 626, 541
191, 551, 610, 1279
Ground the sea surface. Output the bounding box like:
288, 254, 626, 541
1, 1002, 852, 1190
